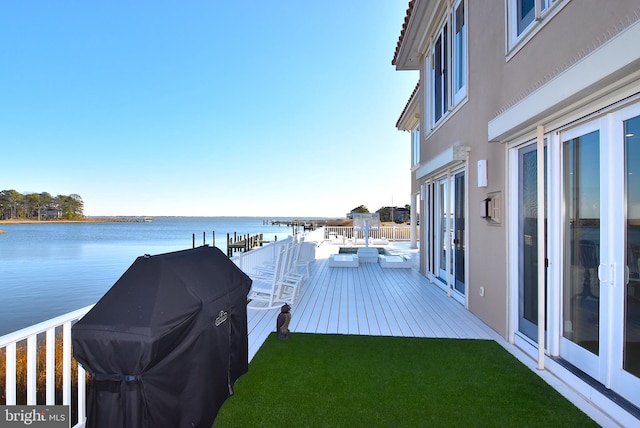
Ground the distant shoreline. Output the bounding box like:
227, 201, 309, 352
0, 217, 142, 225
0, 217, 354, 226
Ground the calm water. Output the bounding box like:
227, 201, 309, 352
0, 217, 300, 335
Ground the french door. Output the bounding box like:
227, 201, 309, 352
559, 123, 601, 376
557, 104, 640, 407
611, 105, 640, 402
435, 170, 466, 301
517, 144, 546, 342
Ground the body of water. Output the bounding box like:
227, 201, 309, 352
0, 217, 303, 335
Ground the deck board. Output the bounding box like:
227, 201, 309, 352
246, 243, 495, 361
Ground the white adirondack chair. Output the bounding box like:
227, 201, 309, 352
276, 241, 305, 304
292, 239, 314, 279
255, 240, 304, 283
256, 241, 304, 305
247, 245, 288, 310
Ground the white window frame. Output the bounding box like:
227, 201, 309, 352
426, 0, 468, 130
506, 0, 569, 59
452, 0, 467, 105
411, 125, 420, 167
430, 21, 448, 127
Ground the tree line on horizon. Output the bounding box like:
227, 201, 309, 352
0, 189, 84, 220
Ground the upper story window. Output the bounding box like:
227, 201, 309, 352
431, 23, 448, 124
427, 0, 467, 129
452, 0, 466, 103
517, 0, 536, 35
508, 0, 568, 56
412, 126, 420, 167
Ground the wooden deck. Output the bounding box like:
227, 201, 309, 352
246, 242, 496, 361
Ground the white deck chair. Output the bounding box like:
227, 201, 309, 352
292, 240, 313, 279
252, 242, 286, 279
268, 240, 304, 305
247, 245, 287, 310
253, 241, 302, 282
283, 240, 305, 282
277, 267, 303, 305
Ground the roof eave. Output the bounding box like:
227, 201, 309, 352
393, 0, 437, 70
396, 82, 421, 130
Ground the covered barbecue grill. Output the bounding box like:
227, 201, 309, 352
72, 245, 251, 428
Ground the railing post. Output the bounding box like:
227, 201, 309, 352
6, 342, 17, 405
46, 328, 55, 404
27, 335, 37, 404
62, 322, 71, 406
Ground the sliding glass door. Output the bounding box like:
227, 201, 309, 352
454, 172, 465, 294
555, 104, 640, 407
434, 170, 466, 301
610, 106, 640, 404
560, 126, 600, 376
517, 144, 545, 341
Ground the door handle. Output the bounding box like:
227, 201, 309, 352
598, 263, 617, 287
625, 265, 630, 286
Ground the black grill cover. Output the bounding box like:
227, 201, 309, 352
72, 246, 251, 428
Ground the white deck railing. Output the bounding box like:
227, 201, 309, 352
323, 225, 413, 241
231, 236, 293, 274
1, 304, 93, 428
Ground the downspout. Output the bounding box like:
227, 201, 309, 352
446, 168, 452, 298
537, 125, 546, 370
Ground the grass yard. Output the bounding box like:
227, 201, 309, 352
214, 334, 597, 427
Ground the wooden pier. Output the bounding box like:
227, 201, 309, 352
190, 231, 272, 257
263, 219, 323, 232
226, 232, 271, 257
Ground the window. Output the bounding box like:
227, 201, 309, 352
431, 23, 448, 124
452, 0, 466, 104
507, 0, 566, 53
412, 126, 420, 166
427, 0, 467, 128
517, 0, 536, 36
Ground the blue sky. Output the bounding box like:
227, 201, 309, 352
1, 1, 417, 218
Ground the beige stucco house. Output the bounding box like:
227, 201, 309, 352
394, 0, 640, 424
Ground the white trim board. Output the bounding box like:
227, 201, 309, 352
416, 145, 470, 180
489, 19, 640, 142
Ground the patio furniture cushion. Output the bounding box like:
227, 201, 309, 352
378, 254, 412, 269
328, 254, 359, 267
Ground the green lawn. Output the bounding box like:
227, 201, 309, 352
214, 334, 597, 427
